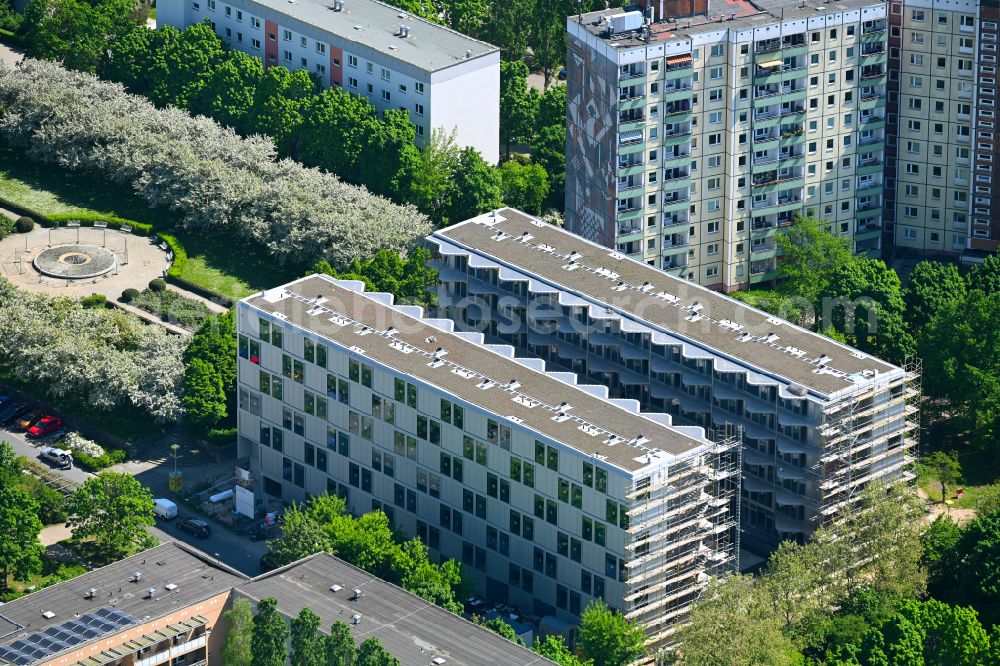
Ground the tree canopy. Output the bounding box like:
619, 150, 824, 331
578, 600, 645, 666
66, 472, 156, 560
0, 487, 44, 592
222, 598, 254, 666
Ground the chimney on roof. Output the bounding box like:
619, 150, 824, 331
332, 0, 343, 9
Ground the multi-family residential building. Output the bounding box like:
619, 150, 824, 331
158, 0, 500, 161
886, 0, 1000, 256
0, 541, 551, 666
430, 208, 920, 554
564, 0, 889, 291
235, 274, 738, 647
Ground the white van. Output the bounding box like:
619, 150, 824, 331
153, 498, 178, 520
39, 446, 73, 470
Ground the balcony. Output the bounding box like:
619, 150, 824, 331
617, 225, 642, 239
664, 103, 692, 116
664, 55, 693, 72
863, 20, 887, 35
619, 68, 646, 83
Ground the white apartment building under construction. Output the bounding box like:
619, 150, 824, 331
430, 208, 919, 554
236, 274, 738, 648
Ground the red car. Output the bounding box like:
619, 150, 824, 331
27, 416, 63, 438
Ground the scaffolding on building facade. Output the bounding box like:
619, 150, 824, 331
814, 357, 921, 522
622, 434, 741, 649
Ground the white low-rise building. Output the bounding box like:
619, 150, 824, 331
159, 0, 500, 162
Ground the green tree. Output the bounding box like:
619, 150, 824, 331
192, 50, 264, 132
0, 487, 44, 592
99, 22, 161, 93
484, 0, 533, 61
182, 356, 227, 428
183, 310, 237, 432
952, 509, 1000, 626
247, 66, 319, 154
146, 23, 226, 108
357, 110, 422, 200
922, 515, 962, 599
730, 289, 810, 327
410, 128, 461, 223
440, 0, 489, 37
776, 215, 855, 302
355, 638, 400, 666
817, 258, 916, 364
924, 451, 962, 503
444, 146, 504, 224
23, 0, 138, 73
265, 501, 332, 568
499, 159, 550, 215
966, 253, 1000, 294
379, 0, 440, 22
578, 600, 645, 666
529, 1, 572, 86
222, 598, 254, 666
537, 84, 567, 130
251, 598, 290, 666
66, 472, 156, 560
290, 607, 324, 666
532, 124, 566, 210
761, 539, 827, 639
904, 261, 966, 339
321, 621, 357, 666
296, 87, 382, 182
974, 482, 1000, 517
476, 616, 525, 646
0, 440, 20, 486
499, 60, 539, 156
532, 635, 592, 666
669, 575, 801, 666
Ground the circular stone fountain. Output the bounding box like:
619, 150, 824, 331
33, 244, 117, 279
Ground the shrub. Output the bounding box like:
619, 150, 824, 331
15, 474, 67, 524
72, 448, 126, 472
14, 216, 34, 233
79, 293, 107, 309
148, 278, 167, 292
120, 288, 140, 303
205, 426, 237, 446
61, 432, 105, 457
0, 226, 5, 241
131, 288, 212, 329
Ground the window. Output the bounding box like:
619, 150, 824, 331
707, 243, 719, 255
415, 81, 424, 94
709, 67, 722, 80
316, 42, 326, 54
348, 55, 358, 67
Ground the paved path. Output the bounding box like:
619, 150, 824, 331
0, 41, 23, 69
0, 226, 171, 302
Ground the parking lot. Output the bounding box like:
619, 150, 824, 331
0, 394, 268, 575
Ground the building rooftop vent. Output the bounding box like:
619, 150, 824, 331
351, 588, 363, 600
146, 588, 157, 599
331, 0, 341, 7
330, 584, 343, 592
351, 614, 362, 625
164, 583, 177, 592
41, 611, 55, 619
132, 572, 142, 583
85, 588, 97, 599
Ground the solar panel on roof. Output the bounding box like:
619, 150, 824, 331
0, 608, 137, 665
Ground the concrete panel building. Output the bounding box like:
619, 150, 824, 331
429, 208, 920, 554
158, 0, 500, 162
885, 0, 1000, 257
235, 274, 738, 646
564, 0, 888, 291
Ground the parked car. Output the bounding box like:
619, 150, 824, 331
0, 401, 26, 425
14, 409, 44, 431
178, 518, 211, 538
27, 416, 63, 438
38, 446, 73, 470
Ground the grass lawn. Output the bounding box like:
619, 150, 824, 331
0, 146, 176, 228
179, 231, 301, 299
0, 146, 299, 300
918, 409, 999, 510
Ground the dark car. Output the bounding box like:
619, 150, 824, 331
14, 409, 44, 431
178, 518, 211, 538
0, 401, 28, 426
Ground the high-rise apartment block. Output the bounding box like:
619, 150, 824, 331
159, 0, 500, 162
565, 0, 888, 291
430, 208, 920, 554
236, 274, 738, 647
886, 0, 1000, 255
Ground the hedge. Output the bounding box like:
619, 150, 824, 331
157, 232, 235, 308
0, 197, 153, 236
47, 213, 153, 236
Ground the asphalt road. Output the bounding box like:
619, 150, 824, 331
1, 426, 267, 577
